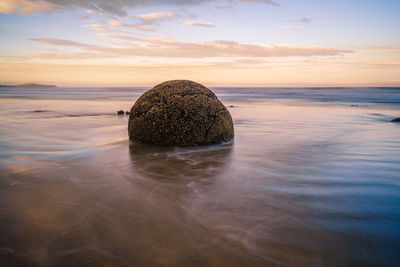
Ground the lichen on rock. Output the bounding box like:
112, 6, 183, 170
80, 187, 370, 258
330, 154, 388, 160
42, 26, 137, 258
128, 80, 234, 146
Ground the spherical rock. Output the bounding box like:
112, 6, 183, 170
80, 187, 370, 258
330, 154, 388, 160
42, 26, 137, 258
128, 80, 234, 146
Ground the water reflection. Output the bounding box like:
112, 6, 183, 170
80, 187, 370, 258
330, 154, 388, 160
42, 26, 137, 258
129, 142, 233, 183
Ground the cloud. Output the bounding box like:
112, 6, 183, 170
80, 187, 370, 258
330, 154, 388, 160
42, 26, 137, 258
136, 11, 174, 21
83, 22, 151, 33
182, 21, 215, 27
0, 0, 278, 16
291, 17, 312, 23
0, 0, 54, 16
108, 20, 123, 27
116, 22, 154, 31
30, 38, 90, 48
103, 12, 177, 32
282, 17, 311, 30
30, 37, 352, 59
82, 24, 110, 31
281, 25, 304, 30
239, 0, 279, 6
0, 0, 212, 16
82, 23, 133, 33
97, 33, 143, 41
105, 20, 154, 31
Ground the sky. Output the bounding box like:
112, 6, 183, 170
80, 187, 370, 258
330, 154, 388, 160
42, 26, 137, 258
0, 0, 399, 87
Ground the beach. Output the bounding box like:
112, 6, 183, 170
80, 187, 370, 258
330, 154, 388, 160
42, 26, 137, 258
1, 87, 400, 266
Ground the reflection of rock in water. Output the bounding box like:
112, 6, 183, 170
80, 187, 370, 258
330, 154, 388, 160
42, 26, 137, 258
129, 141, 233, 183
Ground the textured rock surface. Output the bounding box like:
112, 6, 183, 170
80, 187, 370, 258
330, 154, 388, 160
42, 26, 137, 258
128, 80, 234, 146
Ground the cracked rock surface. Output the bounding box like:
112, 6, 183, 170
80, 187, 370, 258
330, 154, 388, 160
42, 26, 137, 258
128, 80, 234, 146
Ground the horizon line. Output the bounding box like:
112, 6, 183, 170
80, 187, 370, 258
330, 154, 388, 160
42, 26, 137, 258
2, 82, 400, 88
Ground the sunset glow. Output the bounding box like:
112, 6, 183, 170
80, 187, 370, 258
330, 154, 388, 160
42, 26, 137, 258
1, 0, 399, 86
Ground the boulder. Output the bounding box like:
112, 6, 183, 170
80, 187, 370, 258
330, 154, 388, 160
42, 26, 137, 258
117, 110, 124, 115
391, 117, 400, 122
128, 80, 234, 146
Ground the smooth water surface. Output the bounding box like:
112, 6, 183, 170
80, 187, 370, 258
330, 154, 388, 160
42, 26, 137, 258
0, 87, 399, 266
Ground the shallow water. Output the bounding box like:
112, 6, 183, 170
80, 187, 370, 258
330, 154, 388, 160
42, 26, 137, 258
0, 87, 399, 266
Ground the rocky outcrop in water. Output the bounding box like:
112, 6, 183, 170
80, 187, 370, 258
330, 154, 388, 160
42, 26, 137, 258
391, 117, 400, 122
128, 80, 234, 146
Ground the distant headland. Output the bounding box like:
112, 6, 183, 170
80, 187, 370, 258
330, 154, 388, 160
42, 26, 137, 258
0, 83, 57, 88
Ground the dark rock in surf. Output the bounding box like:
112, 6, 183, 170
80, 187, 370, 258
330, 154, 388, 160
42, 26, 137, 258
117, 110, 124, 115
391, 117, 400, 122
125, 111, 130, 115
128, 80, 234, 146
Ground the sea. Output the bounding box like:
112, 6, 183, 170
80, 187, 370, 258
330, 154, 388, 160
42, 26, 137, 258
0, 86, 399, 266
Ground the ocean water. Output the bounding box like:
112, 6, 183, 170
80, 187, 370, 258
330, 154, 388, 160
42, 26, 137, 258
0, 87, 399, 266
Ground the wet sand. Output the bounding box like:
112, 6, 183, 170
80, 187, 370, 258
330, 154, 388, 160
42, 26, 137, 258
1, 87, 400, 266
